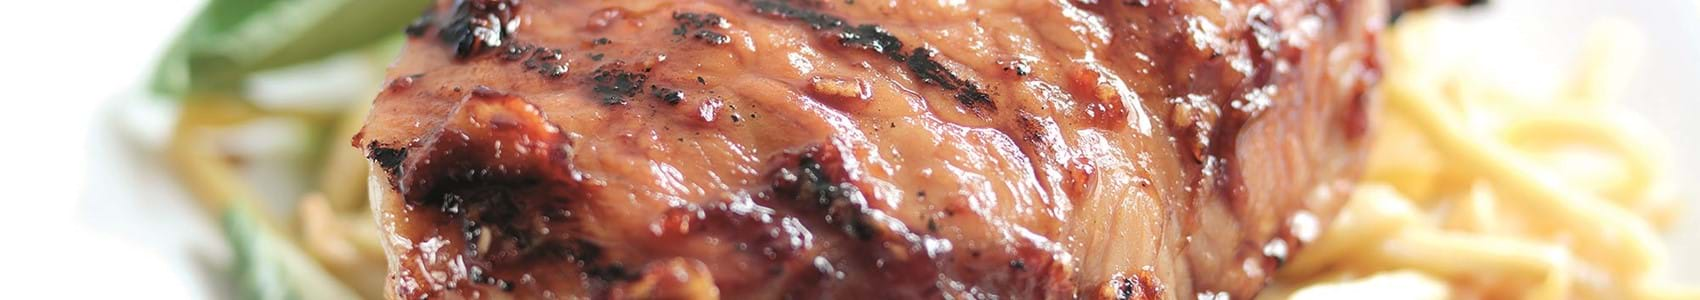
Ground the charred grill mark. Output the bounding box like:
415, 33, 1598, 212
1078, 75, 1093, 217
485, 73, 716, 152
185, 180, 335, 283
750, 0, 847, 30
907, 48, 995, 110
439, 0, 522, 59
765, 145, 956, 292
837, 24, 905, 61
382, 88, 638, 298
591, 61, 649, 105
748, 0, 996, 112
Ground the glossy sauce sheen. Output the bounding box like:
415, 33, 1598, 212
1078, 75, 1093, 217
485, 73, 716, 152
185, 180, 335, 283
357, 0, 1384, 299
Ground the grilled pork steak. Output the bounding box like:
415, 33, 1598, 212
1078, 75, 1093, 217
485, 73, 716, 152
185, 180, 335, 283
356, 0, 1383, 298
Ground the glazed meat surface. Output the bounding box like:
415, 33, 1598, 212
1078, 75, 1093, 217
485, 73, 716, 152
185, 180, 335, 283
356, 0, 1383, 298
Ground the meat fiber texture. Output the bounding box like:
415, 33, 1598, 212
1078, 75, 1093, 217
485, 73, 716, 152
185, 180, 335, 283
355, 0, 1384, 298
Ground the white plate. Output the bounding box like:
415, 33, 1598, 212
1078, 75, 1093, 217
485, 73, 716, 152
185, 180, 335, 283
60, 0, 1700, 298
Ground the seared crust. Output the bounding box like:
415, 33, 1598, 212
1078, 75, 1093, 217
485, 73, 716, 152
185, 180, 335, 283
358, 0, 1383, 298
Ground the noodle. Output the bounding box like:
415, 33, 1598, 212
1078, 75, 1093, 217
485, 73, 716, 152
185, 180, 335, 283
1267, 11, 1697, 299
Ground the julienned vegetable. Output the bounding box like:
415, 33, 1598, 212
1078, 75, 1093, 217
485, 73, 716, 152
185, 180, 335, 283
152, 0, 429, 97
223, 203, 361, 300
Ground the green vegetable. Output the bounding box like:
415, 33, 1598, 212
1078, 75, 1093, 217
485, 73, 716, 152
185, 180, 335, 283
153, 0, 431, 97
222, 203, 363, 300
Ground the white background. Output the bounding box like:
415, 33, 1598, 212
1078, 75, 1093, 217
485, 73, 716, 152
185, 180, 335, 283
0, 0, 1694, 298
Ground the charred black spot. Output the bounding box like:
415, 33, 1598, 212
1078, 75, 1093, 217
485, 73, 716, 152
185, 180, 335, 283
766, 145, 956, 287
536, 47, 563, 61
538, 63, 569, 78
1005, 60, 1032, 76
501, 44, 532, 61
515, 46, 568, 75
1392, 0, 1488, 22
692, 30, 732, 45
587, 263, 637, 282
568, 239, 605, 264
592, 37, 611, 45
1107, 272, 1161, 300
439, 0, 522, 59
785, 154, 877, 240
592, 62, 648, 105
1009, 259, 1026, 271
650, 86, 685, 105
673, 11, 732, 45
468, 264, 513, 291
436, 178, 546, 263
467, 265, 487, 283
673, 11, 728, 29
404, 9, 435, 37
368, 142, 408, 177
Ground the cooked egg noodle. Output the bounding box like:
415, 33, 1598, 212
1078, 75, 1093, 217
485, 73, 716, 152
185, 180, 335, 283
1263, 11, 1697, 300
